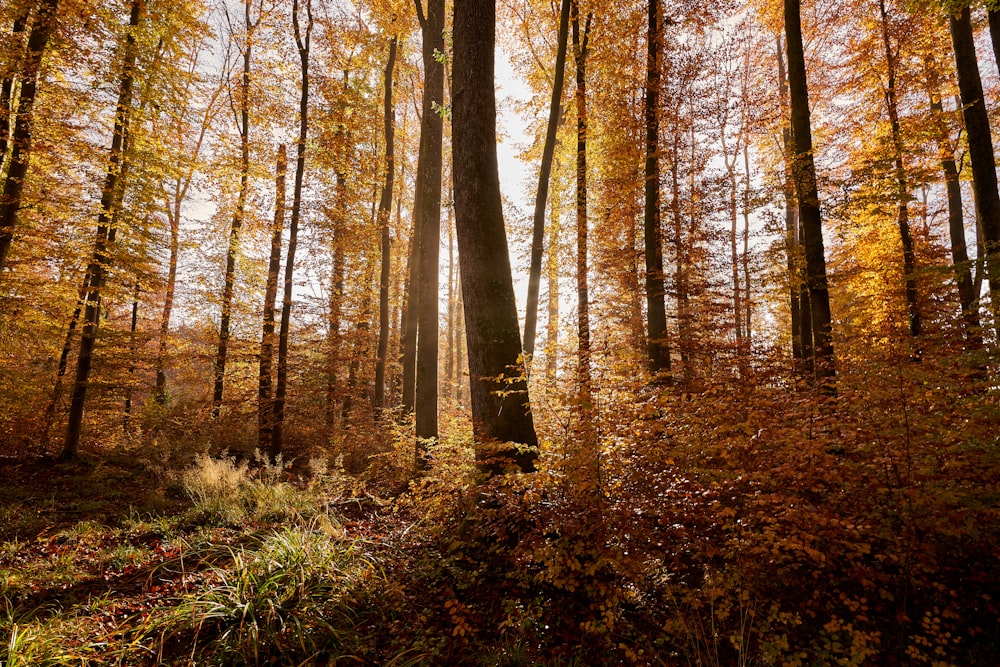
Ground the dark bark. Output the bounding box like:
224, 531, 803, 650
0, 7, 29, 164
0, 0, 60, 275
950, 7, 1000, 337
929, 91, 980, 346
643, 0, 670, 377
272, 0, 312, 457
785, 0, 835, 389
453, 0, 537, 474
988, 8, 1000, 77
123, 282, 140, 431
213, 0, 256, 418
571, 1, 592, 398
776, 36, 802, 361
878, 0, 921, 343
374, 37, 397, 413
62, 0, 142, 460
414, 0, 445, 458
259, 145, 286, 450
523, 0, 571, 363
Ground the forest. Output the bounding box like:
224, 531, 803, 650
1, 0, 999, 663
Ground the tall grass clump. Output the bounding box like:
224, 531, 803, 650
132, 526, 380, 664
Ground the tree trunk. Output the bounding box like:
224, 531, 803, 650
571, 1, 592, 399
123, 282, 140, 431
523, 0, 571, 364
374, 37, 397, 414
878, 0, 921, 344
0, 7, 29, 167
414, 0, 445, 460
776, 36, 802, 361
213, 0, 255, 418
453, 0, 537, 475
545, 158, 562, 382
62, 0, 142, 461
445, 188, 456, 400
272, 0, 312, 457
0, 0, 60, 275
258, 145, 286, 450
950, 7, 1000, 339
785, 0, 835, 389
988, 8, 1000, 78
643, 0, 670, 378
742, 143, 752, 349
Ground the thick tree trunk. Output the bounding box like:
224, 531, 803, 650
414, 0, 445, 459
453, 0, 537, 474
950, 7, 1000, 338
785, 0, 835, 389
643, 0, 670, 378
258, 145, 286, 450
272, 0, 312, 457
0, 0, 60, 275
374, 37, 397, 413
571, 1, 592, 399
524, 0, 571, 363
213, 0, 255, 418
62, 0, 142, 460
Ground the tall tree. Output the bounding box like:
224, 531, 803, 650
0, 0, 60, 276
571, 0, 592, 398
259, 144, 286, 450
271, 0, 313, 457
0, 6, 29, 167
776, 36, 803, 361
374, 36, 398, 413
643, 0, 670, 377
877, 0, 921, 341
413, 0, 445, 459
62, 0, 143, 461
523, 0, 571, 364
213, 0, 259, 418
949, 6, 1000, 336
453, 0, 537, 474
785, 0, 835, 387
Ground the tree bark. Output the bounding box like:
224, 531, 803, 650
878, 0, 920, 344
785, 0, 835, 389
571, 1, 592, 399
414, 0, 445, 460
258, 144, 286, 450
523, 0, 571, 364
776, 36, 802, 361
545, 157, 562, 382
950, 7, 1000, 339
272, 0, 312, 457
643, 0, 670, 378
0, 0, 60, 275
374, 37, 397, 414
213, 0, 256, 418
453, 0, 537, 475
0, 7, 29, 167
62, 0, 142, 460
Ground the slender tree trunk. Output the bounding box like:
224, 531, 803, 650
545, 158, 562, 382
325, 217, 345, 430
928, 91, 980, 346
950, 7, 1000, 338
0, 8, 29, 167
643, 0, 670, 378
374, 37, 397, 413
455, 279, 466, 405
258, 145, 286, 449
0, 0, 60, 275
124, 282, 140, 431
400, 206, 420, 413
445, 188, 456, 399
776, 36, 802, 360
62, 0, 142, 460
414, 0, 445, 460
272, 0, 312, 457
524, 0, 571, 363
785, 0, 835, 389
741, 143, 752, 348
879, 0, 921, 344
453, 0, 538, 475
571, 1, 592, 399
213, 0, 255, 418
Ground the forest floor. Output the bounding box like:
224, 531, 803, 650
2, 377, 1000, 665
